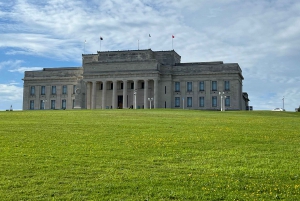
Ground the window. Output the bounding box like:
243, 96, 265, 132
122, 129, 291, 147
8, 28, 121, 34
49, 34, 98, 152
212, 96, 217, 107
73, 85, 76, 94
175, 97, 180, 107
225, 96, 230, 107
110, 83, 113, 90
199, 97, 204, 107
62, 99, 66, 109
212, 81, 217, 91
41, 86, 45, 95
30, 86, 35, 95
187, 82, 192, 92
199, 81, 205, 91
187, 97, 192, 107
51, 100, 55, 109
72, 99, 75, 109
141, 82, 144, 89
40, 100, 45, 110
120, 83, 123, 90
52, 86, 56, 95
175, 82, 180, 92
131, 83, 134, 89
30, 100, 34, 110
225, 81, 230, 91
62, 85, 67, 94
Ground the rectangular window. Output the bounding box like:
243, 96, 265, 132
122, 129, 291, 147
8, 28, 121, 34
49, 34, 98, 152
212, 96, 217, 107
175, 82, 180, 92
41, 86, 45, 95
199, 81, 205, 91
30, 86, 35, 95
51, 100, 55, 109
225, 81, 230, 91
62, 99, 66, 109
199, 97, 204, 107
187, 82, 192, 92
141, 82, 144, 89
52, 86, 56, 95
212, 81, 217, 91
175, 97, 180, 107
30, 100, 34, 110
131, 83, 134, 89
187, 97, 192, 107
225, 96, 230, 107
73, 85, 76, 94
110, 83, 113, 90
40, 100, 45, 109
120, 83, 123, 90
62, 85, 67, 94
72, 99, 75, 109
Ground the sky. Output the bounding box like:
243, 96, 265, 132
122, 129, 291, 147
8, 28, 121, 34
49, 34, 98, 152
0, 0, 299, 111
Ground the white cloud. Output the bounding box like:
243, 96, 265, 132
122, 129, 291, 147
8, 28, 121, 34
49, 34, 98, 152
9, 67, 43, 73
0, 83, 23, 101
0, 60, 24, 70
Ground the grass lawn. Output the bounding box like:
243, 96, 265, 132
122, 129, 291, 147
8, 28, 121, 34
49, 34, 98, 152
0, 110, 299, 200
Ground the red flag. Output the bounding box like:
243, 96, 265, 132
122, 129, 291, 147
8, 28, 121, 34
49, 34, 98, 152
172, 35, 174, 38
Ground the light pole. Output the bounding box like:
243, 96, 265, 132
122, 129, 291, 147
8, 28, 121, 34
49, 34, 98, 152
282, 96, 284, 110
219, 92, 226, 111
134, 90, 137, 109
148, 98, 153, 109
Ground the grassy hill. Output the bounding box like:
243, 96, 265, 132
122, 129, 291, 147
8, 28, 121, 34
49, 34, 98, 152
0, 110, 299, 200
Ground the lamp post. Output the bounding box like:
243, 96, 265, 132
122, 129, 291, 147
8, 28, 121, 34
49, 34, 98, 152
219, 92, 226, 111
282, 96, 284, 110
148, 97, 153, 109
134, 90, 137, 109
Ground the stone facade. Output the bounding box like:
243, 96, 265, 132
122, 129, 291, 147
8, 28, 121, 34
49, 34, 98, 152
23, 49, 249, 110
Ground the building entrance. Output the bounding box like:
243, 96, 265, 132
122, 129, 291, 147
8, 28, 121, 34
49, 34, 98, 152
118, 95, 123, 109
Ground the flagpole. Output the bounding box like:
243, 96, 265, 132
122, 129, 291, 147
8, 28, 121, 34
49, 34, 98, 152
138, 39, 139, 50
172, 38, 173, 50
84, 40, 86, 54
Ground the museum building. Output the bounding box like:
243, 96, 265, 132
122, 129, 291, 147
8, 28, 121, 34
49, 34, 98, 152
22, 49, 249, 110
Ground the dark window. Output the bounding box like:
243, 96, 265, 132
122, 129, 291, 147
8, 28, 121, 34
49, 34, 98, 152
225, 96, 230, 107
225, 81, 230, 91
212, 96, 217, 107
131, 83, 134, 89
199, 81, 204, 91
30, 100, 34, 110
199, 97, 204, 107
141, 82, 144, 89
62, 85, 67, 94
187, 97, 192, 107
30, 86, 35, 95
175, 97, 180, 107
41, 86, 45, 95
51, 100, 55, 109
52, 86, 56, 95
212, 81, 217, 91
175, 82, 180, 92
187, 82, 192, 92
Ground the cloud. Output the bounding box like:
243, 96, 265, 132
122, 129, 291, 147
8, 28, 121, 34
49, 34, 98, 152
9, 67, 43, 73
0, 60, 24, 70
0, 83, 23, 101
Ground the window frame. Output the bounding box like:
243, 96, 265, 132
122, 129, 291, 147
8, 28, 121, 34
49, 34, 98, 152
30, 86, 35, 95
62, 85, 67, 94
212, 96, 217, 107
187, 97, 192, 107
52, 86, 56, 95
225, 96, 230, 107
187, 82, 192, 92
212, 81, 217, 91
175, 97, 180, 107
199, 81, 205, 91
225, 81, 230, 91
175, 82, 180, 92
199, 97, 204, 107
41, 86, 45, 95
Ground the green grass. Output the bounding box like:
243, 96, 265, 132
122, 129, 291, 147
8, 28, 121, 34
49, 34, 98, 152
0, 110, 299, 200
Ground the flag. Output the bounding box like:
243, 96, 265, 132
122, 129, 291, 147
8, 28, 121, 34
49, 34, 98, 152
100, 36, 103, 40
149, 34, 151, 37
172, 35, 175, 38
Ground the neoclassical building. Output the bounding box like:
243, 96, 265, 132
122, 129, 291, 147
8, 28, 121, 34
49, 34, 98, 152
23, 49, 249, 110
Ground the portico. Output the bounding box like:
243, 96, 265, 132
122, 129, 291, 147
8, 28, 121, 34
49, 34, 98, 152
84, 78, 158, 109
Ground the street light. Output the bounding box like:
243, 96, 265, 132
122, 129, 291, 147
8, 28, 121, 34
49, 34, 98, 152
134, 90, 137, 109
148, 97, 153, 109
219, 92, 226, 111
282, 96, 284, 110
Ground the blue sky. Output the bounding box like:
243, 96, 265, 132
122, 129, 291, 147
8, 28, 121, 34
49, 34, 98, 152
0, 0, 299, 111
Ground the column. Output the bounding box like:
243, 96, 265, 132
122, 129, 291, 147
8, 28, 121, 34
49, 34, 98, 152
144, 79, 148, 109
134, 80, 138, 109
112, 80, 117, 109
102, 81, 106, 109
154, 79, 158, 109
123, 80, 128, 109
91, 81, 97, 109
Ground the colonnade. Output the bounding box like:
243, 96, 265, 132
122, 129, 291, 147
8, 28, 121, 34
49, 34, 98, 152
85, 79, 158, 109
